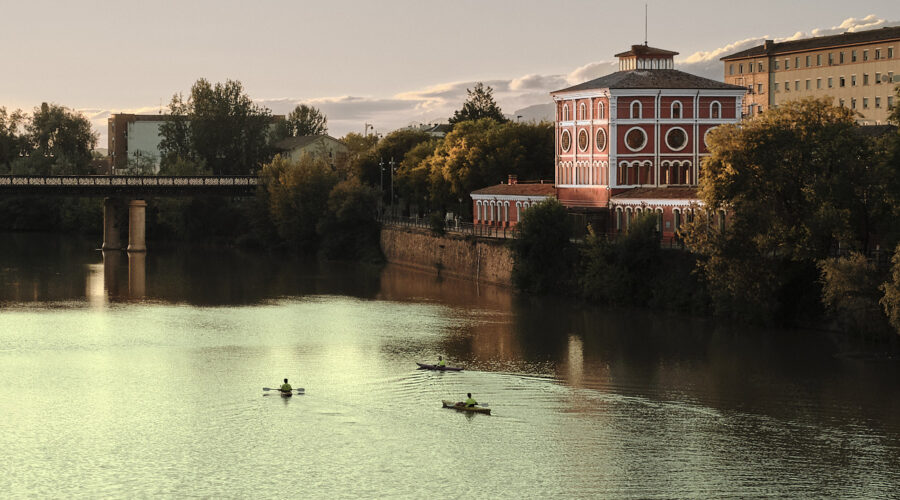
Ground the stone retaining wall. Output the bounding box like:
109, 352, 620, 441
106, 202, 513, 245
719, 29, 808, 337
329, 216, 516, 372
380, 227, 513, 286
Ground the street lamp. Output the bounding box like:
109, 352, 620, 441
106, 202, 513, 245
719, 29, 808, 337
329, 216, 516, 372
379, 158, 385, 214
364, 123, 374, 137
389, 157, 396, 216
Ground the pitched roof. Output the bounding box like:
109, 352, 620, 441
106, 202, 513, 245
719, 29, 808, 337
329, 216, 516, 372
614, 44, 679, 58
611, 187, 699, 201
471, 182, 556, 197
721, 26, 900, 60
553, 69, 746, 94
274, 135, 343, 151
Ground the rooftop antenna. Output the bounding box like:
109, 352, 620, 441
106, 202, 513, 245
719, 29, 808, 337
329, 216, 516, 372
644, 3, 648, 46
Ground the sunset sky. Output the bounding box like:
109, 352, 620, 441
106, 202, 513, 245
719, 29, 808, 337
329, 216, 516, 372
1, 0, 897, 143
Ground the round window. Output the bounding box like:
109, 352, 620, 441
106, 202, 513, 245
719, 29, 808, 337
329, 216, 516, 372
703, 127, 716, 149
595, 129, 607, 151
666, 128, 687, 151
578, 129, 589, 151
625, 127, 647, 151
560, 130, 571, 152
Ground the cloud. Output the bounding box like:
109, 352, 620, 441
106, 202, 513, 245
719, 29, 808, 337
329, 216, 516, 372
83, 15, 898, 145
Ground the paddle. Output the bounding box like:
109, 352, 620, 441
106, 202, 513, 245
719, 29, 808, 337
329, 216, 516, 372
263, 387, 305, 392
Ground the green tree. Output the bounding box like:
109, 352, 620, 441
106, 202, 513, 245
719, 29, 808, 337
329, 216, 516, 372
819, 252, 885, 334
275, 104, 328, 138
511, 198, 575, 294
317, 177, 381, 261
685, 98, 878, 323
0, 107, 26, 173
880, 243, 900, 336
260, 154, 338, 252
580, 214, 661, 305
159, 79, 274, 175
449, 82, 508, 125
25, 102, 97, 175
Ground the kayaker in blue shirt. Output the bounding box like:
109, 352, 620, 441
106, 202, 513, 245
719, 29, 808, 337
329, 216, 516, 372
464, 393, 478, 407
280, 378, 292, 393
437, 356, 446, 367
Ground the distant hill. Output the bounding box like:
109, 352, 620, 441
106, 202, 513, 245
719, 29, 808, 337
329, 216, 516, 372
511, 103, 554, 123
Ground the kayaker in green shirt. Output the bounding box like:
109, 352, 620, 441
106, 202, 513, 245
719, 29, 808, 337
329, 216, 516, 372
280, 378, 292, 393
464, 393, 478, 407
437, 356, 446, 367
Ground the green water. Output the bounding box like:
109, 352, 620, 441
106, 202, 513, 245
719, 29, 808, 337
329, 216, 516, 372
1, 234, 898, 498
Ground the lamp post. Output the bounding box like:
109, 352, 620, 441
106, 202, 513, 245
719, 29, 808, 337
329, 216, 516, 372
364, 123, 374, 137
379, 158, 385, 215
389, 157, 396, 216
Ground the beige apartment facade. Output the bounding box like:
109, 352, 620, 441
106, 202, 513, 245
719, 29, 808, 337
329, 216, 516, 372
722, 26, 900, 124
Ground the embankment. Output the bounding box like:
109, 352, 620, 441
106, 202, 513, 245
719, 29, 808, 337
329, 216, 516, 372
380, 227, 513, 286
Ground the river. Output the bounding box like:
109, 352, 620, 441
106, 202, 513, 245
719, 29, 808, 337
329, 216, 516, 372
1, 233, 899, 498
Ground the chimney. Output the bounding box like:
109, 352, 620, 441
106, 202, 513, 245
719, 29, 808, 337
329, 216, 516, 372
508, 174, 518, 185
763, 39, 773, 52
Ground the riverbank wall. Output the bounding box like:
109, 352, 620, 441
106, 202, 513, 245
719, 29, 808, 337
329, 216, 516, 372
379, 227, 513, 286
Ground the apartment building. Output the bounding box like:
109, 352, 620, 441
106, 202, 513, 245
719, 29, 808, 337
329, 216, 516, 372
722, 26, 900, 123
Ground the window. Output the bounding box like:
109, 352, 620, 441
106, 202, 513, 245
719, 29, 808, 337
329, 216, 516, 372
816, 78, 822, 89
794, 80, 799, 90
774, 82, 780, 92
795, 57, 800, 68
671, 101, 682, 119
710, 101, 722, 118
851, 75, 857, 86
889, 96, 895, 108
562, 104, 569, 121
805, 55, 811, 67
597, 102, 605, 119
578, 129, 589, 151
889, 47, 894, 59
774, 60, 780, 70
876, 72, 882, 84
624, 127, 648, 151
840, 76, 845, 87
875, 97, 881, 108
578, 103, 586, 120
747, 105, 753, 117
758, 62, 763, 72
876, 49, 882, 60
817, 54, 822, 66
595, 128, 607, 151
805, 79, 810, 90
560, 130, 571, 152
851, 98, 857, 110
863, 74, 869, 85
665, 127, 687, 151
863, 50, 869, 61
729, 64, 734, 75
738, 63, 743, 74
758, 83, 764, 94
863, 98, 869, 109
828, 77, 833, 88
785, 58, 790, 69
852, 50, 857, 62
630, 101, 642, 119
785, 81, 790, 92
839, 98, 845, 107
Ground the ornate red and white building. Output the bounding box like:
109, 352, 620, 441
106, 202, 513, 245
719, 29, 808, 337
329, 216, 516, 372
471, 175, 556, 227
551, 44, 746, 237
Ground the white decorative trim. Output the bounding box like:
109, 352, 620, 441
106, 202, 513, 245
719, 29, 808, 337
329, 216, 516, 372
470, 193, 553, 202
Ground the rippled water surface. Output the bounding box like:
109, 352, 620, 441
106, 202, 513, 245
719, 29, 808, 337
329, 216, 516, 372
1, 234, 899, 498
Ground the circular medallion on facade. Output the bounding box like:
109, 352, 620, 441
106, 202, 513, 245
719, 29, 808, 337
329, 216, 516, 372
560, 130, 571, 152
578, 129, 589, 151
665, 127, 687, 151
624, 127, 647, 151
595, 129, 607, 152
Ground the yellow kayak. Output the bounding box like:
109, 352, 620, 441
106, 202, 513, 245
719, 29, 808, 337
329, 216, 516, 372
442, 400, 490, 415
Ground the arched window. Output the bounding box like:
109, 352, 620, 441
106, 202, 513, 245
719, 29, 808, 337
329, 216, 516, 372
476, 201, 482, 222
671, 101, 682, 119
597, 102, 605, 119
630, 101, 642, 119
656, 209, 663, 232
579, 103, 586, 120
710, 101, 722, 119
615, 207, 623, 231
562, 104, 570, 121
516, 202, 522, 221
504, 202, 509, 222
673, 209, 681, 233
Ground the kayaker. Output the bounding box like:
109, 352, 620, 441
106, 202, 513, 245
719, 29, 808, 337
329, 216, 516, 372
437, 356, 446, 367
464, 393, 478, 408
280, 378, 292, 393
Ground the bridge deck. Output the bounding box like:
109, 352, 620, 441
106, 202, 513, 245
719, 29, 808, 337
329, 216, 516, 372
0, 175, 259, 197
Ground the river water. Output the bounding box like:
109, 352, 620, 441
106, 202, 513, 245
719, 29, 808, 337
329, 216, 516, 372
1, 233, 899, 498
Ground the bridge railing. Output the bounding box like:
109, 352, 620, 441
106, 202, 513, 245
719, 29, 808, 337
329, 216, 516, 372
0, 175, 259, 186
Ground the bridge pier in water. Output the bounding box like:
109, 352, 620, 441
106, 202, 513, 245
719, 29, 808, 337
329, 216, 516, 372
126, 200, 147, 253
102, 198, 122, 250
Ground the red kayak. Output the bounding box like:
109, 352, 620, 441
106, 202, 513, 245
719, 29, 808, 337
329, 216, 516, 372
417, 362, 463, 371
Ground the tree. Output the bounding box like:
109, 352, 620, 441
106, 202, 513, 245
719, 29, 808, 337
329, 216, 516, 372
449, 82, 508, 125
159, 79, 274, 175
820, 252, 885, 333
0, 107, 26, 173
511, 198, 575, 294
880, 243, 900, 336
580, 214, 662, 305
275, 104, 328, 138
25, 102, 97, 175
684, 97, 877, 323
317, 177, 381, 261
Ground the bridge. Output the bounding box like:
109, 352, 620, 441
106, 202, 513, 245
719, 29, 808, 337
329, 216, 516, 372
0, 175, 260, 252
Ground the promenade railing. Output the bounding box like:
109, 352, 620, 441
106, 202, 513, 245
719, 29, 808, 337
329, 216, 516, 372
377, 214, 518, 239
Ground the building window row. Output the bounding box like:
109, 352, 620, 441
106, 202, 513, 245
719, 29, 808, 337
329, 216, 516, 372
749, 45, 894, 75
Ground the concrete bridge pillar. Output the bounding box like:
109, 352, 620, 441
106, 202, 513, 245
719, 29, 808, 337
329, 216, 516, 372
102, 198, 122, 250
127, 199, 147, 253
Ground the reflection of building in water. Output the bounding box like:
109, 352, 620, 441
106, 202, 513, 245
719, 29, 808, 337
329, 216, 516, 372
86, 263, 108, 309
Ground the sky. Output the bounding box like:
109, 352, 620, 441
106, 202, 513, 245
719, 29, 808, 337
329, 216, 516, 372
1, 0, 898, 147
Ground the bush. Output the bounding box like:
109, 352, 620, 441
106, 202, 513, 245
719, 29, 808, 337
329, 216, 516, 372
429, 212, 445, 235
511, 198, 575, 294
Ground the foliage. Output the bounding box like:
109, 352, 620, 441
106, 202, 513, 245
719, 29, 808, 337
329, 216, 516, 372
317, 178, 382, 261
684, 98, 880, 323
122, 153, 158, 175
819, 252, 887, 334
275, 104, 328, 138
0, 107, 27, 173
580, 214, 660, 305
449, 83, 508, 125
428, 211, 445, 235
880, 243, 900, 336
9, 103, 98, 175
511, 198, 574, 294
352, 129, 433, 189
260, 154, 338, 253
425, 119, 554, 215
157, 156, 211, 176
158, 79, 274, 175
